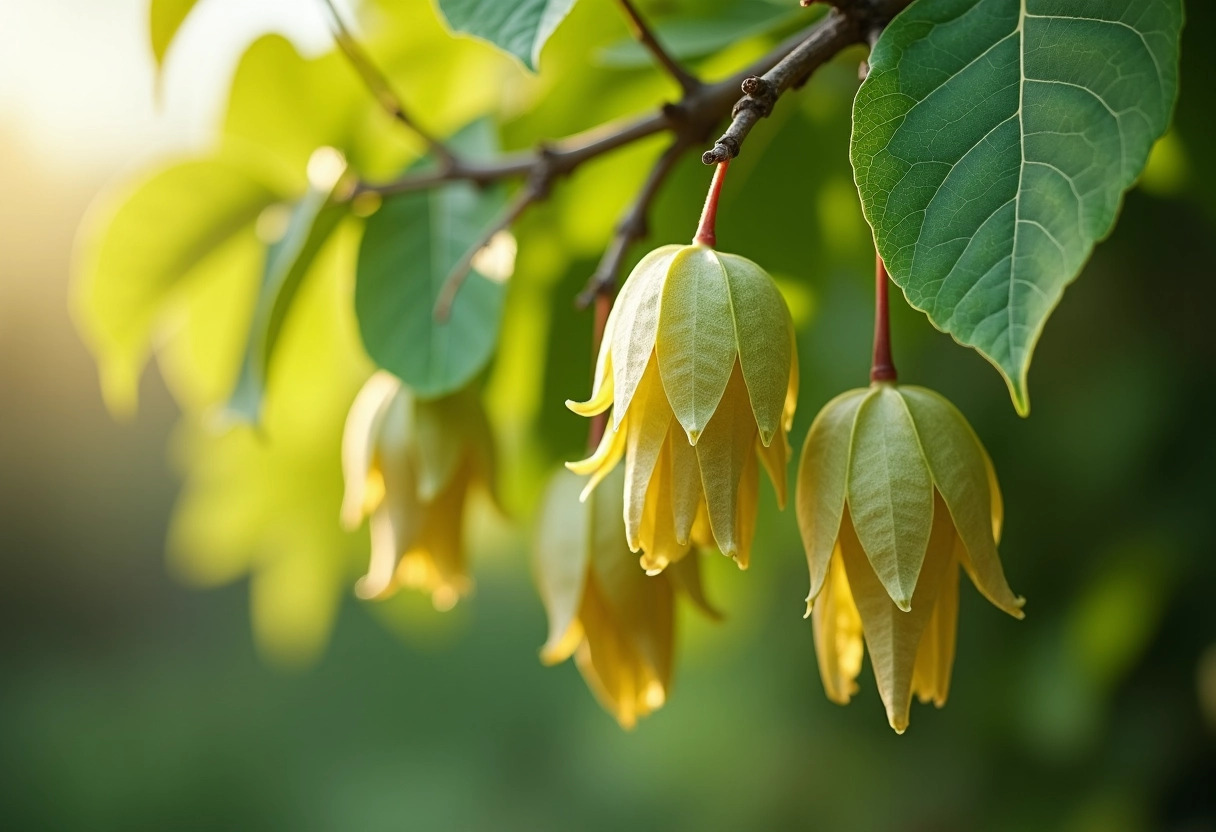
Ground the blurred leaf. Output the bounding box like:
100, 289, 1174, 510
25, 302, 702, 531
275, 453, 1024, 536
596, 1, 803, 68
355, 122, 508, 399
169, 226, 369, 665
436, 0, 576, 71
852, 0, 1182, 414
225, 153, 351, 424
73, 150, 293, 414
149, 0, 200, 70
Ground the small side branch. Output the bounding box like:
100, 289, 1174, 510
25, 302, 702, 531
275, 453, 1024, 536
616, 0, 701, 95
320, 0, 456, 167
434, 184, 540, 320
579, 138, 690, 305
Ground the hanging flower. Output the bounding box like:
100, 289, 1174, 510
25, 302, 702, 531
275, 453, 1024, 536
796, 382, 1024, 732
534, 467, 719, 728
566, 243, 798, 573
341, 371, 494, 610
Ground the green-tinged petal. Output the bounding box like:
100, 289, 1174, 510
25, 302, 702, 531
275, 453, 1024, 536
783, 331, 799, 433
575, 574, 637, 728
718, 251, 794, 446
666, 553, 722, 620
405, 463, 472, 609
668, 425, 703, 545
733, 449, 759, 570
610, 245, 682, 428
983, 444, 1004, 543
847, 384, 934, 610
899, 386, 1023, 617
413, 394, 469, 503
694, 362, 756, 560
656, 246, 737, 443
812, 547, 864, 705
797, 388, 868, 604
533, 469, 593, 664
340, 371, 403, 528
912, 554, 960, 707
839, 496, 954, 734
756, 432, 789, 509
623, 357, 673, 549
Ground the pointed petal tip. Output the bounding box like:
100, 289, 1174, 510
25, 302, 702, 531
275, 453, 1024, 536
759, 427, 775, 447
895, 597, 913, 613
686, 427, 701, 446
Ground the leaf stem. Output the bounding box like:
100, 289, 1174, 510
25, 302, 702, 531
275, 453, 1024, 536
871, 253, 897, 383
693, 161, 729, 247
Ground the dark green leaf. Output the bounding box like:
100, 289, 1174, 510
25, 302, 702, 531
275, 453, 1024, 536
436, 0, 576, 71
355, 123, 509, 398
852, 0, 1182, 414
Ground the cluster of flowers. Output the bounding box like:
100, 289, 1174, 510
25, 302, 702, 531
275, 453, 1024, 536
341, 237, 1023, 733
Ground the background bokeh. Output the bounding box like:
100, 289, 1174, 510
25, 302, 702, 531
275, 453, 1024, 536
1, 0, 1214, 829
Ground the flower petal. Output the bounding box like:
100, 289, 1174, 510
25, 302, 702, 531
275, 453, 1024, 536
839, 494, 955, 733
566, 418, 627, 501
533, 469, 594, 663
899, 386, 1023, 618
667, 425, 702, 545
756, 432, 789, 509
638, 443, 690, 573
340, 370, 404, 529
694, 361, 757, 560
812, 546, 864, 705
733, 449, 759, 570
718, 251, 794, 446
656, 246, 737, 443
846, 384, 935, 611
796, 388, 868, 604
610, 245, 682, 428
912, 552, 960, 707
623, 356, 672, 549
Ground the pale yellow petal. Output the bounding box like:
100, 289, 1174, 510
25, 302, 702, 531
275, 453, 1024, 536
623, 356, 673, 548
812, 546, 864, 705
340, 370, 403, 529
638, 444, 690, 573
533, 470, 593, 662
567, 349, 615, 417
566, 418, 628, 501
733, 449, 759, 570
912, 554, 960, 707
611, 246, 683, 428
694, 361, 756, 559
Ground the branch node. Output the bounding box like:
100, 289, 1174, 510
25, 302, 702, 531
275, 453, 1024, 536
701, 137, 739, 165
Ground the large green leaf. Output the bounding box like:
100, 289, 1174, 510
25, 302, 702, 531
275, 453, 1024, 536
149, 0, 200, 70
436, 0, 576, 70
852, 0, 1182, 414
355, 124, 509, 399
73, 151, 292, 414
225, 157, 350, 424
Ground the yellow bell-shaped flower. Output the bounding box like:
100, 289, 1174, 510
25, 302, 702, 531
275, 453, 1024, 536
341, 371, 494, 610
796, 382, 1025, 732
567, 244, 798, 572
534, 467, 718, 728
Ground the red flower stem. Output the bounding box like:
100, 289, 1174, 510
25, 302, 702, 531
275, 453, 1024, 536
693, 160, 729, 247
588, 291, 612, 451
871, 253, 897, 383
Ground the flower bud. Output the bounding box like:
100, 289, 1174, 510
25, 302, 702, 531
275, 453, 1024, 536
533, 467, 718, 728
567, 243, 798, 572
796, 382, 1024, 732
341, 372, 494, 610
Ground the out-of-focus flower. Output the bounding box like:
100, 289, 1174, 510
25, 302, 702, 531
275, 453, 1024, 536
534, 467, 719, 728
796, 383, 1025, 732
567, 244, 798, 572
341, 371, 494, 610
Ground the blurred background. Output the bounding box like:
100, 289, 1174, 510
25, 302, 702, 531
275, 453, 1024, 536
1, 0, 1214, 829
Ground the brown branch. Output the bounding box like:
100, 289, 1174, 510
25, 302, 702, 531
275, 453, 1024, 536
615, 0, 701, 95
320, 0, 456, 167
703, 0, 912, 164
578, 138, 690, 306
